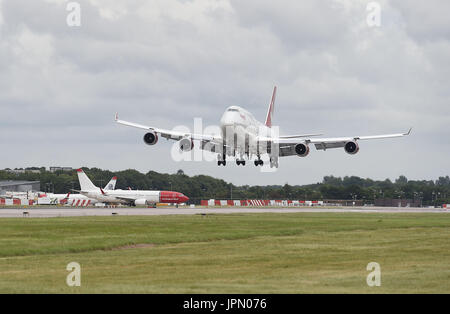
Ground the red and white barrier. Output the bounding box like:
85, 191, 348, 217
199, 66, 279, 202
0, 196, 92, 207
247, 200, 270, 206
200, 199, 324, 207
69, 199, 92, 207
0, 198, 34, 206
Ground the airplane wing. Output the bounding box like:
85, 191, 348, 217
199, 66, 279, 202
115, 113, 222, 145
98, 188, 134, 203
97, 189, 157, 204
259, 128, 411, 157
308, 129, 411, 151
109, 195, 136, 202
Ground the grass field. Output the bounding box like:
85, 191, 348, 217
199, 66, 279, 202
0, 213, 448, 293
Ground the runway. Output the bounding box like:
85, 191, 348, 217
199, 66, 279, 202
0, 206, 448, 218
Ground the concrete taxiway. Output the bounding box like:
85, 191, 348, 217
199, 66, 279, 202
0, 206, 448, 218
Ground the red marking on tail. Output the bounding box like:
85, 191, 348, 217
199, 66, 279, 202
265, 86, 277, 128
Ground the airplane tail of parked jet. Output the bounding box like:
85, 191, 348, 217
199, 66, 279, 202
77, 169, 98, 191
104, 176, 117, 190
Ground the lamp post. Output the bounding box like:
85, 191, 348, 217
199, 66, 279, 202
413, 192, 417, 207
46, 182, 54, 193
350, 193, 357, 206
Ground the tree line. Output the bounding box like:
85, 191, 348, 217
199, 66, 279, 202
1, 168, 449, 206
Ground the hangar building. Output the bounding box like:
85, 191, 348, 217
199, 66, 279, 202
0, 181, 41, 195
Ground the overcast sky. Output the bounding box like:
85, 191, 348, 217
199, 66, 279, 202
0, 0, 449, 186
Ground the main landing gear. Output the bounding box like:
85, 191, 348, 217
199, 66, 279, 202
217, 153, 226, 166
236, 159, 246, 166
254, 159, 263, 166
217, 160, 226, 166
217, 154, 265, 167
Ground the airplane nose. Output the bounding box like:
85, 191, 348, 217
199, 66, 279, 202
180, 194, 189, 203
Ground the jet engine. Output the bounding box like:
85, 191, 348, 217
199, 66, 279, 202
179, 137, 194, 152
344, 141, 359, 154
143, 131, 158, 145
295, 143, 310, 157
134, 199, 148, 206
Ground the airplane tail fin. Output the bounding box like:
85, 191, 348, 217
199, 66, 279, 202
265, 86, 277, 128
77, 169, 98, 191
104, 176, 117, 190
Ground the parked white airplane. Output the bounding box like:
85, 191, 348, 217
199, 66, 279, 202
115, 86, 411, 168
45, 176, 118, 205
77, 169, 189, 206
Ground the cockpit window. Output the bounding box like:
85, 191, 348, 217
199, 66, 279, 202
227, 108, 239, 112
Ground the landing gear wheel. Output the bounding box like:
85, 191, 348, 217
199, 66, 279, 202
236, 159, 246, 166
217, 153, 227, 166
254, 159, 263, 166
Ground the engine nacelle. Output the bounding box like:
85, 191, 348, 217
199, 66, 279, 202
295, 143, 310, 157
179, 138, 194, 152
344, 141, 359, 155
134, 198, 148, 206
143, 131, 158, 145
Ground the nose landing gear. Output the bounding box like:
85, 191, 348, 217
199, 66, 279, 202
269, 157, 279, 168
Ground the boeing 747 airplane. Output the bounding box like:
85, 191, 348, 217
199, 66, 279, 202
116, 87, 411, 168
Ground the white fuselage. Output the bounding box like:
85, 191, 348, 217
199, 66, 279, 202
219, 106, 271, 157
82, 189, 160, 204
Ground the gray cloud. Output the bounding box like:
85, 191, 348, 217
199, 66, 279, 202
0, 0, 449, 185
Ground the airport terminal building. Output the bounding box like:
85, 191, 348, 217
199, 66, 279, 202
0, 181, 40, 195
